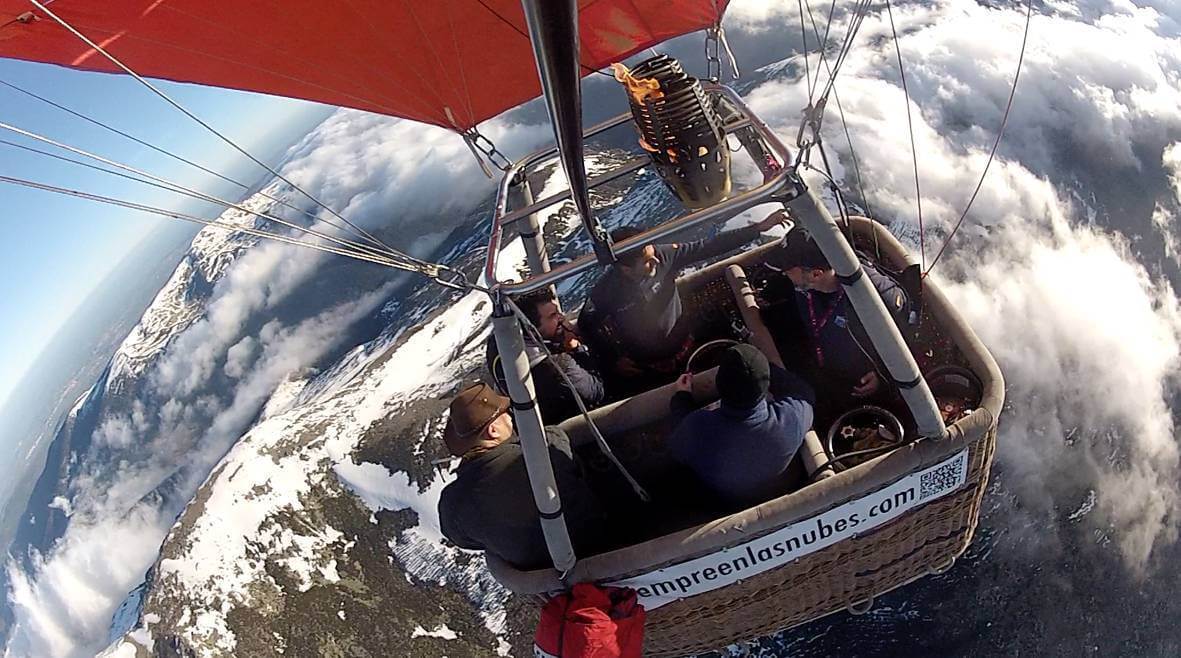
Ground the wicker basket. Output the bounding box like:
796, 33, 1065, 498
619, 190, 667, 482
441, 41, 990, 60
641, 426, 996, 656
488, 217, 1003, 656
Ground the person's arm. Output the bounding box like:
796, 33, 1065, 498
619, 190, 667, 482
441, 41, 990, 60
565, 349, 607, 405
771, 396, 814, 452
576, 298, 621, 366
666, 211, 784, 270
769, 363, 816, 407
668, 373, 698, 426
545, 426, 575, 457
539, 351, 606, 410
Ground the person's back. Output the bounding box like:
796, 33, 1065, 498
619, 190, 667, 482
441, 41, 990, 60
436, 383, 605, 569
667, 345, 815, 504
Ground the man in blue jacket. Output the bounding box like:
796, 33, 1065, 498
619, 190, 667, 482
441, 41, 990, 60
579, 211, 785, 390
667, 344, 815, 505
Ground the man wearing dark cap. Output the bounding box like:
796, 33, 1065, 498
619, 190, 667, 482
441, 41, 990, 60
437, 382, 606, 569
762, 227, 914, 418
578, 210, 786, 389
666, 344, 815, 504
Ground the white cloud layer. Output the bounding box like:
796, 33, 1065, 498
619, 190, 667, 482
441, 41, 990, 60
739, 0, 1181, 571
8, 0, 1181, 655
6, 104, 548, 658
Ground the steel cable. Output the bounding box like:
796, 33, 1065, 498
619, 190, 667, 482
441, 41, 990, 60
0, 123, 415, 268
926, 0, 1034, 276
0, 174, 432, 272
29, 0, 421, 265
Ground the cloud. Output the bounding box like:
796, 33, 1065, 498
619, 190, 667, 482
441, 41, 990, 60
4, 506, 169, 658
10, 1, 1181, 655
6, 103, 546, 658
278, 110, 550, 256
737, 0, 1181, 571
223, 336, 257, 380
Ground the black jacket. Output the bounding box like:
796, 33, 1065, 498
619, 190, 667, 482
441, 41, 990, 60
579, 224, 764, 362
486, 334, 606, 424
763, 259, 911, 394
438, 428, 605, 569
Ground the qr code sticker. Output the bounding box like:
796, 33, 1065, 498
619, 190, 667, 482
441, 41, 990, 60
920, 457, 964, 500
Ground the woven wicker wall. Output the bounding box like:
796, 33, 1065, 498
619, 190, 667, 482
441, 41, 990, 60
641, 426, 997, 657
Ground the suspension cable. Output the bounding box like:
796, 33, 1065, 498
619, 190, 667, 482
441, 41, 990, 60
926, 0, 1034, 276
503, 297, 650, 502
0, 174, 435, 272
0, 76, 342, 234
884, 0, 925, 272
796, 0, 813, 94
805, 0, 835, 101
0, 123, 412, 267
0, 139, 417, 271
814, 0, 872, 106
28, 0, 411, 262
797, 0, 876, 245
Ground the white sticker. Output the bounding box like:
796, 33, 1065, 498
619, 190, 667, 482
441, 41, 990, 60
609, 449, 969, 609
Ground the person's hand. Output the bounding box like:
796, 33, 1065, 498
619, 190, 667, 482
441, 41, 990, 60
561, 334, 582, 351
674, 373, 694, 393
616, 356, 643, 377
852, 371, 880, 397
754, 209, 790, 232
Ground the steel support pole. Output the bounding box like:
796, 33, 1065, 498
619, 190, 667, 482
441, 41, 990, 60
787, 184, 947, 439
520, 0, 615, 263
510, 177, 551, 276
491, 297, 577, 573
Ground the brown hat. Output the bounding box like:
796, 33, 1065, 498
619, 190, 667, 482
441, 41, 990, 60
442, 382, 511, 457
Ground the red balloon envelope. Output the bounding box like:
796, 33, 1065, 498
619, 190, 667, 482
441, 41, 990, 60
0, 0, 728, 130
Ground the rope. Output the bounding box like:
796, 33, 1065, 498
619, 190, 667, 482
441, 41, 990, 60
796, 0, 813, 95
814, 0, 872, 106
503, 297, 651, 503
27, 0, 410, 262
0, 77, 242, 188
0, 174, 433, 272
0, 77, 341, 233
797, 0, 875, 257
884, 0, 925, 273
0, 123, 411, 267
926, 0, 1034, 276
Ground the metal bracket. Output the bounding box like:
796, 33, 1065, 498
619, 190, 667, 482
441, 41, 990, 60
705, 24, 740, 83
461, 127, 512, 178
794, 97, 828, 166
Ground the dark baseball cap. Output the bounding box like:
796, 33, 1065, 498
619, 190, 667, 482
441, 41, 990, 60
715, 344, 771, 410
768, 228, 830, 271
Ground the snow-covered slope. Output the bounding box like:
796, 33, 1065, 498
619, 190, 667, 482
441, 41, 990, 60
107, 182, 288, 391
105, 289, 534, 657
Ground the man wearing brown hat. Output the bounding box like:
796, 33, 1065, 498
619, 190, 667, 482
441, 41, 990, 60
437, 382, 606, 569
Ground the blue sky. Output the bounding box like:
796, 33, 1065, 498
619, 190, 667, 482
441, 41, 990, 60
0, 58, 330, 411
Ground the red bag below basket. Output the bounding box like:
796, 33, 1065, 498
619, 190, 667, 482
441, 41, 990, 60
534, 583, 646, 658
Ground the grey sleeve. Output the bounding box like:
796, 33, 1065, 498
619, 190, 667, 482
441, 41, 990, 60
544, 427, 575, 460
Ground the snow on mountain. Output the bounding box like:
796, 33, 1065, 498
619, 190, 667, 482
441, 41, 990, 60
116, 289, 535, 657
107, 181, 291, 391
